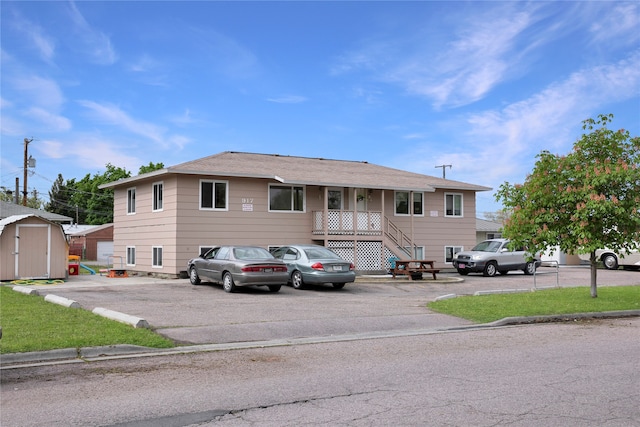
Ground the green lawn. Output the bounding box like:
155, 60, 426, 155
428, 285, 640, 323
0, 286, 174, 354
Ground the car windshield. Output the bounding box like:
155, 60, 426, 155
471, 241, 503, 252
304, 247, 341, 260
233, 247, 274, 260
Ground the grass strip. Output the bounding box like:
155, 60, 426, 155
0, 286, 174, 354
428, 285, 640, 323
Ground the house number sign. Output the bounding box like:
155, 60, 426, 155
242, 198, 254, 212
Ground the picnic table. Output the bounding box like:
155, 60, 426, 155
392, 260, 440, 280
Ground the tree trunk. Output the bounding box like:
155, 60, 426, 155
590, 251, 598, 298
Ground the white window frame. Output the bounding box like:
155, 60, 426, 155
127, 187, 136, 215
445, 246, 463, 263
445, 193, 463, 217
413, 192, 424, 217
200, 180, 228, 211
152, 181, 163, 212
152, 246, 163, 268
394, 191, 410, 216
126, 246, 136, 266
268, 184, 305, 212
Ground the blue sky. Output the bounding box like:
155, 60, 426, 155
1, 1, 639, 216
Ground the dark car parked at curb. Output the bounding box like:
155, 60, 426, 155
188, 246, 289, 293
452, 238, 541, 277
271, 244, 356, 289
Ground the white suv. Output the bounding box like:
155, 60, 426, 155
452, 239, 541, 277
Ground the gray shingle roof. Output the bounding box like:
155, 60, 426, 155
101, 151, 492, 192
0, 201, 73, 223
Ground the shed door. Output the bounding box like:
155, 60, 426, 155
16, 224, 50, 279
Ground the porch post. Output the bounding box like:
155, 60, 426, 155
353, 188, 358, 269
323, 186, 328, 246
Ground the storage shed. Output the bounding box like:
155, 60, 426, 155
0, 214, 69, 281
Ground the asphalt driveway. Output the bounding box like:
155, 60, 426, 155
19, 266, 640, 346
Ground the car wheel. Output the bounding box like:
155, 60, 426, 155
222, 272, 236, 293
189, 267, 201, 285
524, 261, 536, 275
601, 254, 619, 270
291, 271, 306, 289
332, 283, 345, 289
456, 269, 469, 276
268, 285, 281, 292
483, 262, 498, 277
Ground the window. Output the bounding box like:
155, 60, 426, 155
152, 246, 163, 268
126, 246, 136, 266
395, 191, 423, 215
395, 191, 409, 215
328, 189, 342, 210
127, 188, 136, 214
200, 180, 228, 210
445, 246, 463, 262
445, 193, 463, 217
199, 246, 216, 257
153, 182, 163, 211
487, 233, 502, 239
269, 185, 304, 212
413, 192, 424, 216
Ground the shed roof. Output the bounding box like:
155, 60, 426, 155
100, 151, 492, 192
0, 214, 67, 239
0, 201, 73, 223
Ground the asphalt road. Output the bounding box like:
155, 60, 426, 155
1, 267, 639, 426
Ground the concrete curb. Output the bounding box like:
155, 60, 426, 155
92, 307, 150, 329
12, 286, 39, 296
486, 310, 640, 327
3, 311, 638, 370
44, 294, 80, 308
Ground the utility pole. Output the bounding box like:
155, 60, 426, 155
435, 164, 452, 179
22, 137, 34, 206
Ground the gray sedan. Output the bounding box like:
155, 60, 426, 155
188, 246, 289, 293
271, 244, 356, 289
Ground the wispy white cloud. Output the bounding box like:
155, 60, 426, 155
13, 75, 65, 110
589, 3, 639, 46
332, 4, 543, 109
67, 1, 117, 65
40, 136, 142, 171
25, 107, 72, 132
77, 100, 192, 151
78, 100, 166, 144
403, 49, 640, 193
266, 95, 307, 104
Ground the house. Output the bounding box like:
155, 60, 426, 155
476, 218, 503, 243
100, 152, 491, 277
66, 223, 114, 262
0, 214, 69, 281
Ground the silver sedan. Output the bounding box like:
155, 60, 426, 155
188, 246, 289, 293
271, 244, 356, 290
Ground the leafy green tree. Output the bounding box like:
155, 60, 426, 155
70, 164, 131, 224
138, 161, 164, 175
45, 174, 78, 220
496, 114, 640, 298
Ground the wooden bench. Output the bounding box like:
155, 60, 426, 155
392, 260, 440, 280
